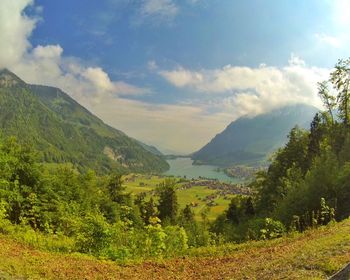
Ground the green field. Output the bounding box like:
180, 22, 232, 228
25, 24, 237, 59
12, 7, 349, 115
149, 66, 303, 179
123, 174, 236, 220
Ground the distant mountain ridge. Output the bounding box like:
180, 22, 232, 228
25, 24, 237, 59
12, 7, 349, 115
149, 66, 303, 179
0, 69, 169, 173
192, 104, 319, 167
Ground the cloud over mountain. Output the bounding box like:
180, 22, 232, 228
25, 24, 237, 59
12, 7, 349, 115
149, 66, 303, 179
159, 55, 329, 117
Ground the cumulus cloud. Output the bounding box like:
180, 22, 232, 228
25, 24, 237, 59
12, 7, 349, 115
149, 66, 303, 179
0, 0, 37, 68
159, 56, 329, 117
0, 0, 148, 103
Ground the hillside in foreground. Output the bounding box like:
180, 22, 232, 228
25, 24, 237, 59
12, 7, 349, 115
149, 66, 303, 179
1, 218, 349, 279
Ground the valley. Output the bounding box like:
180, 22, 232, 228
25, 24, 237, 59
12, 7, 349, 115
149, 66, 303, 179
2, 1, 350, 279
124, 173, 249, 220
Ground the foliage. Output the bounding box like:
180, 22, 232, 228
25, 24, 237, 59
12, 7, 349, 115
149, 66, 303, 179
156, 179, 179, 224
245, 218, 286, 240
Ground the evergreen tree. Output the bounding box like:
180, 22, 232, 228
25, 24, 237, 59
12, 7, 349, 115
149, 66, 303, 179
157, 179, 178, 224
107, 174, 130, 205
181, 204, 195, 223
244, 197, 255, 217
226, 199, 239, 224
307, 113, 324, 167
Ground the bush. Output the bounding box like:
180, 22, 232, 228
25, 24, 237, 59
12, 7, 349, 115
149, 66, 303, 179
246, 218, 286, 240
164, 226, 188, 256
75, 213, 112, 255
144, 222, 166, 257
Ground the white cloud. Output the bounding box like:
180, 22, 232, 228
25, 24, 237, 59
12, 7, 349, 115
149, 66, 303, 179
138, 0, 178, 23
159, 55, 329, 117
315, 33, 342, 48
0, 0, 37, 68
159, 67, 203, 87
0, 0, 148, 103
147, 60, 158, 71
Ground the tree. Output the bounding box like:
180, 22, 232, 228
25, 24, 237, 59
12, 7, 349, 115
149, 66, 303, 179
181, 204, 195, 224
318, 81, 336, 125
307, 113, 324, 167
226, 199, 239, 224
107, 174, 130, 205
255, 126, 309, 213
330, 58, 350, 126
244, 197, 255, 217
157, 179, 178, 224
0, 137, 42, 225
143, 198, 158, 224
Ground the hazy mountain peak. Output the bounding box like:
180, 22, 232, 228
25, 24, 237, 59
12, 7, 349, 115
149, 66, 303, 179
0, 69, 26, 88
192, 103, 319, 167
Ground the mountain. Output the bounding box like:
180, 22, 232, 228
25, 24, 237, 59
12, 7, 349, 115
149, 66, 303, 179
0, 69, 169, 173
192, 104, 319, 167
135, 140, 164, 156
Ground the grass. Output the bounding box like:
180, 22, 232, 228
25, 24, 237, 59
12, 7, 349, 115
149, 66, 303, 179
0, 219, 350, 279
123, 174, 236, 220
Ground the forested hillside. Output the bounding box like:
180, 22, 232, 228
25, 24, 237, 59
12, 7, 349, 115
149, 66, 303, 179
0, 69, 168, 174
192, 104, 318, 166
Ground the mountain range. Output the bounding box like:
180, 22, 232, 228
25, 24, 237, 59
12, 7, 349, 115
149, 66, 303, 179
0, 69, 169, 174
192, 104, 319, 167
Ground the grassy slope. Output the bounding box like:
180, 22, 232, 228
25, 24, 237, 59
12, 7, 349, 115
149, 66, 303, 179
123, 175, 234, 220
1, 219, 350, 279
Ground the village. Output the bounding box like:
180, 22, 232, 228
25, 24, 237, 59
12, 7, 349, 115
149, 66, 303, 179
124, 174, 252, 209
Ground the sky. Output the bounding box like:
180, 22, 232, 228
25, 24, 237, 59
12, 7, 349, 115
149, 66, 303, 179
0, 0, 349, 154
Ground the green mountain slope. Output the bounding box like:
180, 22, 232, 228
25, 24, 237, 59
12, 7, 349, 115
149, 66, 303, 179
192, 104, 319, 166
0, 69, 169, 173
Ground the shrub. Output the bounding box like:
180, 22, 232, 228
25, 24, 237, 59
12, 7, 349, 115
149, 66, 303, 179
246, 218, 286, 240
144, 222, 166, 257
164, 226, 188, 256
75, 213, 112, 255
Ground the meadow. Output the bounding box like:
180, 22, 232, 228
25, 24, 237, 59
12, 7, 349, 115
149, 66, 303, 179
123, 174, 237, 220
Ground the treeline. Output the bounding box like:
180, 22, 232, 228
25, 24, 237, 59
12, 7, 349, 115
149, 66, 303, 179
212, 58, 350, 242
0, 136, 213, 260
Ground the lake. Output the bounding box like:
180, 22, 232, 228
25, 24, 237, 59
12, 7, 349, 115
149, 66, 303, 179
164, 157, 241, 183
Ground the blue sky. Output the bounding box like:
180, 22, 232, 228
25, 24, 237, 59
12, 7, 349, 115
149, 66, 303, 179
1, 0, 349, 153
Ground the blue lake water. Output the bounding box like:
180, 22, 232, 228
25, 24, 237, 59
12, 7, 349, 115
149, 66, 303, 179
164, 157, 241, 183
